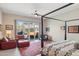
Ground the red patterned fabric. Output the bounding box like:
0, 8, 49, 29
0, 39, 16, 50
18, 40, 30, 48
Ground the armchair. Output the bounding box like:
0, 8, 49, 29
0, 38, 16, 50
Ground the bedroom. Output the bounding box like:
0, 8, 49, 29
0, 3, 79, 56
41, 3, 79, 56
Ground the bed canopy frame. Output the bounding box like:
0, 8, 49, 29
41, 3, 79, 54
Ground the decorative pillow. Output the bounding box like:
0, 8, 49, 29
42, 47, 49, 55
57, 50, 67, 56
6, 37, 11, 40
4, 37, 9, 42
65, 50, 72, 56
55, 48, 61, 55
48, 48, 57, 56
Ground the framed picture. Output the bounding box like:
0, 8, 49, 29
68, 25, 79, 33
5, 25, 13, 30
0, 24, 2, 31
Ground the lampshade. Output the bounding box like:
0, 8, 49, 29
6, 30, 12, 34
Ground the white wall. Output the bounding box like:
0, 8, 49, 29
0, 10, 3, 39
67, 21, 79, 41
2, 13, 41, 39
54, 8, 79, 41
46, 19, 65, 41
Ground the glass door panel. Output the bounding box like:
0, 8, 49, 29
34, 23, 39, 39
23, 23, 30, 40
29, 23, 35, 40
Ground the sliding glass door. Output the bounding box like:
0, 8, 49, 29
15, 20, 39, 41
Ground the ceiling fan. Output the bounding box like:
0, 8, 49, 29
34, 10, 41, 17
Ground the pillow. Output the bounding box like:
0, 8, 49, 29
65, 51, 72, 56
48, 48, 57, 56
4, 37, 9, 42
42, 47, 48, 55
6, 37, 11, 40
57, 50, 67, 56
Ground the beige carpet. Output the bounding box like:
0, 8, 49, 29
0, 48, 20, 56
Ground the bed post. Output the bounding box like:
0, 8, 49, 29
41, 16, 44, 56
65, 21, 67, 40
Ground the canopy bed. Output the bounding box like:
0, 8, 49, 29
41, 3, 79, 56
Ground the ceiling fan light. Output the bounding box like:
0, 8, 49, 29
34, 13, 38, 17
34, 14, 38, 17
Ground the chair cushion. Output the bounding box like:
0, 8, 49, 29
1, 41, 16, 49
17, 40, 30, 48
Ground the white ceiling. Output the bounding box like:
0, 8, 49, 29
0, 3, 79, 17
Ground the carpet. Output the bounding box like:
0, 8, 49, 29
19, 40, 41, 56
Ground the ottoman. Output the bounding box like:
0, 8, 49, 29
17, 40, 30, 48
